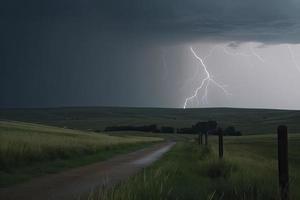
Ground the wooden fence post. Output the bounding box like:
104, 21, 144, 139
205, 132, 208, 145
198, 133, 202, 145
277, 125, 289, 200
218, 128, 223, 159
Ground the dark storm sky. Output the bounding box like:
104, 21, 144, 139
1, 0, 300, 108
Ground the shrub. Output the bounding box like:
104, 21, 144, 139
203, 159, 238, 179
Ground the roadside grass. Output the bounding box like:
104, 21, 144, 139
0, 121, 162, 187
93, 134, 300, 200
218, 134, 300, 199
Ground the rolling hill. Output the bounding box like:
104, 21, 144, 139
1, 107, 300, 134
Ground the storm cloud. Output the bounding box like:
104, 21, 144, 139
2, 0, 300, 44
1, 0, 300, 108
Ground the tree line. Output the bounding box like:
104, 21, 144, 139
104, 121, 241, 136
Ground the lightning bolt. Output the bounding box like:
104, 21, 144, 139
222, 46, 252, 57
203, 43, 265, 66
223, 43, 266, 63
182, 42, 266, 108
287, 44, 300, 73
183, 47, 230, 109
181, 44, 250, 92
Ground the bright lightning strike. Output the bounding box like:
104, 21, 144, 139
203, 43, 266, 65
223, 43, 266, 63
183, 47, 230, 109
222, 46, 252, 57
182, 42, 265, 108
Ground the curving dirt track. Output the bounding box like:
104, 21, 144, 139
0, 142, 175, 200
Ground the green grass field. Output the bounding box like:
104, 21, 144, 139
0, 121, 162, 187
1, 107, 300, 199
1, 107, 300, 134
94, 134, 300, 200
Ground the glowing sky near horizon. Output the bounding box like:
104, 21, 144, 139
169, 42, 300, 109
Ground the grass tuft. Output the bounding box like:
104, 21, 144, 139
203, 159, 237, 179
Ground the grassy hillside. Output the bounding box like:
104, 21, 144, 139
1, 107, 300, 134
0, 121, 162, 187
95, 134, 300, 200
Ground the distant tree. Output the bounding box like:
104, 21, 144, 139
194, 122, 208, 134
235, 131, 242, 136
160, 126, 175, 133
194, 121, 218, 134
104, 124, 160, 132
224, 126, 242, 136
208, 121, 218, 130
177, 127, 197, 134
207, 128, 219, 135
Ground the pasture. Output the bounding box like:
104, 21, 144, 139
1, 107, 300, 199
0, 121, 162, 187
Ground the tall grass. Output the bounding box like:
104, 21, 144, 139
0, 121, 162, 171
92, 138, 300, 200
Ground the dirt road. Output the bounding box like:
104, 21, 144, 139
0, 142, 175, 200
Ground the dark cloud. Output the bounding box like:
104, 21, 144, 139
2, 0, 300, 44
1, 0, 300, 108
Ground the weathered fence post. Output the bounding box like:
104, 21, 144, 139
198, 133, 203, 145
218, 128, 223, 159
205, 132, 208, 145
200, 133, 203, 145
277, 125, 289, 200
